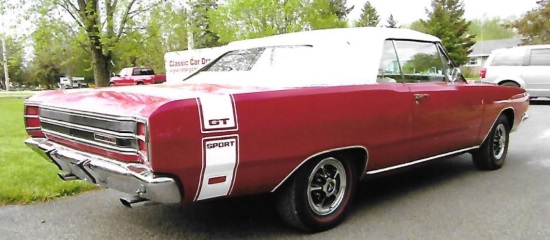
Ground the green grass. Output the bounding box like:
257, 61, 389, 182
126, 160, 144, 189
0, 98, 96, 205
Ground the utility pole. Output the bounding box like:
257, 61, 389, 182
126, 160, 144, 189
1, 2, 8, 91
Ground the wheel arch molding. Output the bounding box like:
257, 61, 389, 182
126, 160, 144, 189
271, 146, 369, 193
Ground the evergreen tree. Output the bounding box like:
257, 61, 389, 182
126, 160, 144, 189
355, 1, 380, 27
421, 0, 475, 66
328, 0, 354, 20
506, 1, 550, 45
190, 0, 221, 48
386, 14, 398, 28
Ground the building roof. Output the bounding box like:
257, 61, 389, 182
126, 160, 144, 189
469, 37, 522, 57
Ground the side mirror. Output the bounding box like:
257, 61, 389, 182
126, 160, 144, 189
449, 67, 462, 84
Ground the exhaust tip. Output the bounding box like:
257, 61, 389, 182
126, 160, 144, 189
120, 196, 149, 208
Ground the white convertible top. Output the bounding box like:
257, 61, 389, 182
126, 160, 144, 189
187, 28, 442, 88
227, 27, 441, 50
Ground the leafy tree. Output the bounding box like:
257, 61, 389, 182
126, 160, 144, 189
506, 1, 550, 45
354, 1, 379, 27
209, 0, 345, 44
190, 0, 221, 49
0, 36, 25, 86
421, 0, 476, 66
328, 0, 354, 19
31, 0, 163, 87
386, 14, 398, 28
407, 19, 427, 33
468, 17, 516, 41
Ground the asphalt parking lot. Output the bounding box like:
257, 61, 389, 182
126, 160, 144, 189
1, 100, 549, 240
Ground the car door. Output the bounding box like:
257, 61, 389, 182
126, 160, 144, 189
391, 40, 484, 161
522, 48, 550, 97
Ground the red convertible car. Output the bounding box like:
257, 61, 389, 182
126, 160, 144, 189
24, 28, 529, 232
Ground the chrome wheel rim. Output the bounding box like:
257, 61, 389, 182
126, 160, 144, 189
492, 124, 507, 159
307, 157, 347, 216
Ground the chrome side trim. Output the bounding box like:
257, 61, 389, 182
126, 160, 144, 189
24, 115, 39, 118
25, 138, 181, 204
42, 129, 138, 154
26, 127, 41, 131
366, 146, 479, 175
271, 146, 368, 192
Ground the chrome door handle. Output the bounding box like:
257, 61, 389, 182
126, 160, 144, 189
414, 94, 430, 100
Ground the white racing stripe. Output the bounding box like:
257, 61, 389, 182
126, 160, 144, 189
196, 135, 239, 201
197, 95, 238, 133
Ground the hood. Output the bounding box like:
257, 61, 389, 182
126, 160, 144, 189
28, 82, 277, 118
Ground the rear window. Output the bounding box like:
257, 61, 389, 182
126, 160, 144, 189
529, 49, 550, 66
490, 49, 526, 66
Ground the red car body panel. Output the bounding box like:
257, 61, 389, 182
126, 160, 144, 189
25, 80, 528, 203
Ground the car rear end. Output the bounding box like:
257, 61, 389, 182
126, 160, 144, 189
23, 89, 183, 205
481, 47, 527, 88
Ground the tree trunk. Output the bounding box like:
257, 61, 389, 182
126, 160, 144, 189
91, 48, 112, 87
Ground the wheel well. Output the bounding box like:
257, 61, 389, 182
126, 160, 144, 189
273, 147, 368, 193
501, 108, 515, 131
498, 80, 519, 87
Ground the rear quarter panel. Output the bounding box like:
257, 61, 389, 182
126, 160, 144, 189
148, 84, 414, 202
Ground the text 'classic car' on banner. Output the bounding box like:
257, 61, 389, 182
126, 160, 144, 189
24, 27, 529, 232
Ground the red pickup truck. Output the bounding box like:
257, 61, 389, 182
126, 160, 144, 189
110, 67, 166, 86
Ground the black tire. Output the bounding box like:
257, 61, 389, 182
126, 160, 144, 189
137, 82, 144, 85
500, 81, 520, 88
276, 154, 357, 232
109, 83, 114, 87
472, 115, 510, 170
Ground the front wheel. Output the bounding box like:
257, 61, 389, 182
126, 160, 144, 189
276, 154, 356, 232
472, 115, 510, 170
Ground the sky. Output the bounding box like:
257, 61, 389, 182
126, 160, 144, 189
347, 0, 540, 25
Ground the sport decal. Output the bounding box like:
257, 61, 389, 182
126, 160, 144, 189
197, 95, 238, 133
195, 135, 239, 201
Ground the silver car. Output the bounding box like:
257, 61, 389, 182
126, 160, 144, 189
481, 44, 550, 98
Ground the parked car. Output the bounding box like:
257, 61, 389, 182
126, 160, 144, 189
110, 67, 167, 86
24, 28, 529, 232
481, 44, 550, 98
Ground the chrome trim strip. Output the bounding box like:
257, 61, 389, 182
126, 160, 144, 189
40, 109, 137, 134
25, 138, 181, 204
40, 105, 147, 122
40, 118, 137, 139
366, 146, 479, 175
42, 129, 138, 154
26, 127, 41, 131
24, 115, 39, 118
271, 146, 368, 192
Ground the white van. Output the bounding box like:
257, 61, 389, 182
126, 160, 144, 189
481, 44, 550, 98
59, 76, 87, 88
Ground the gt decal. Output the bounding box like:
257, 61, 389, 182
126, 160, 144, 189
195, 135, 239, 201
197, 95, 238, 133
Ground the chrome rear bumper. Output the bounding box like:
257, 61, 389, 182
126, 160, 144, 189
25, 138, 181, 204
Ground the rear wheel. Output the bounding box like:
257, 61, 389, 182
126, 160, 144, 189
276, 154, 356, 232
472, 115, 510, 170
137, 82, 144, 85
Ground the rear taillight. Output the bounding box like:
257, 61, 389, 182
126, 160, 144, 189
480, 68, 487, 79
137, 122, 149, 161
24, 105, 44, 137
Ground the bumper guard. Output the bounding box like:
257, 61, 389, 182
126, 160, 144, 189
25, 138, 181, 204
